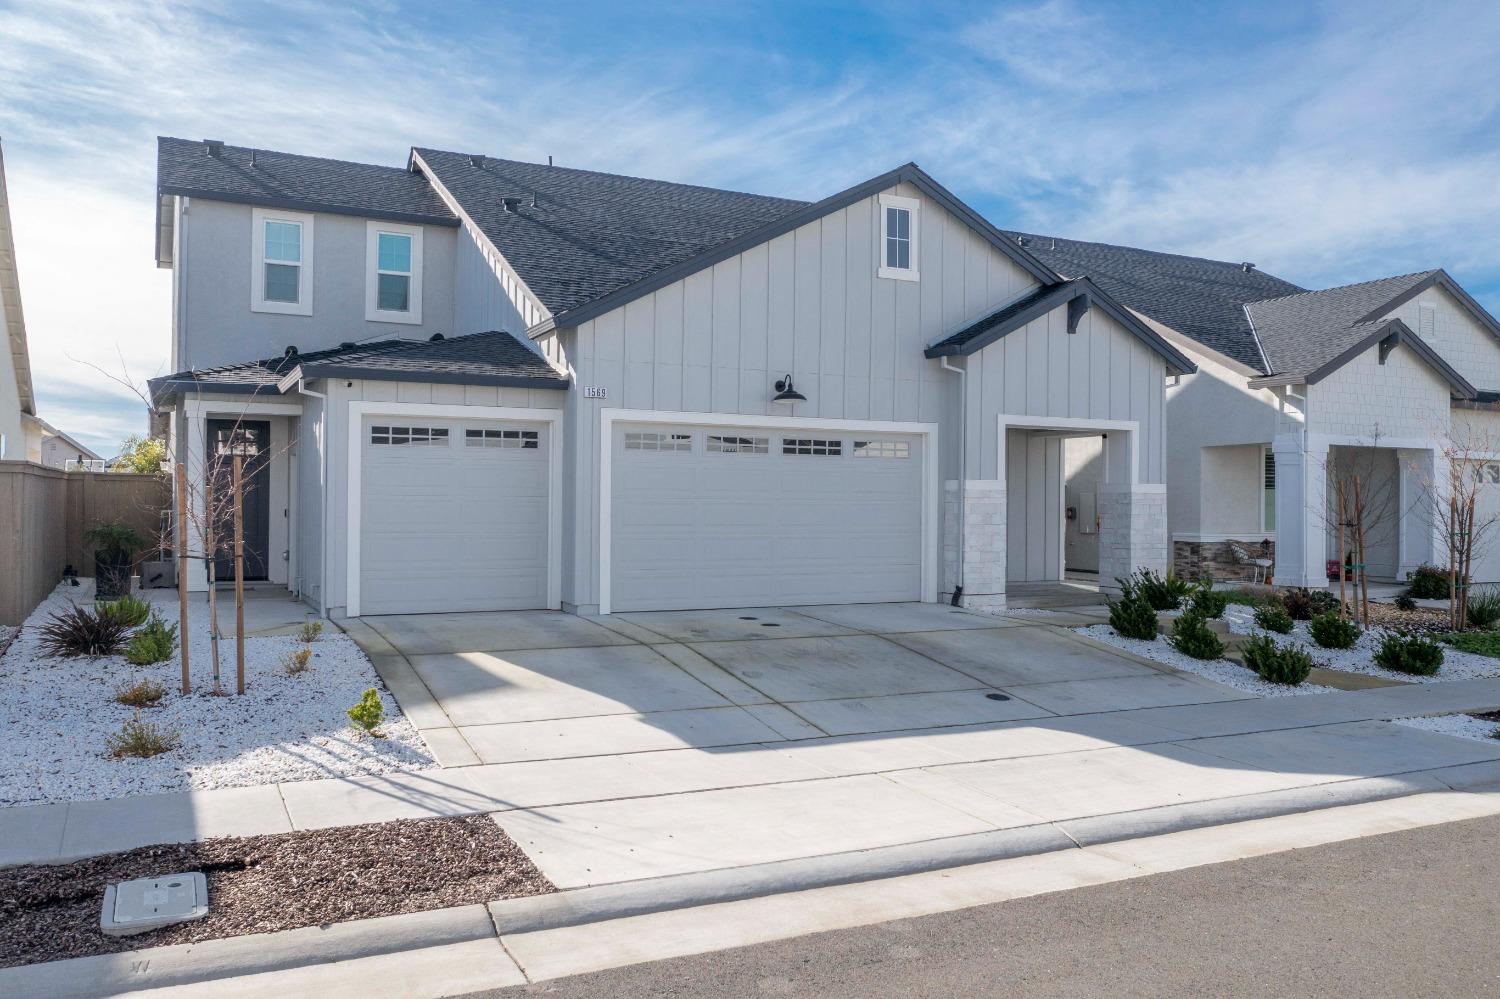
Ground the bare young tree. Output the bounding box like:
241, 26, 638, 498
1315, 432, 1402, 627
1410, 417, 1500, 629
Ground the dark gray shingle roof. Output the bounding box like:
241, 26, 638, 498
157, 137, 458, 226
1002, 232, 1306, 372
149, 330, 566, 404
1245, 271, 1440, 378
413, 148, 809, 317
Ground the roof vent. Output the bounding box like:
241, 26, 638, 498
1016, 235, 1030, 247
1242, 262, 1256, 273
428, 333, 445, 342
204, 139, 225, 158
339, 341, 357, 349
501, 196, 522, 213
548, 155, 553, 167
283, 345, 299, 358
469, 154, 486, 169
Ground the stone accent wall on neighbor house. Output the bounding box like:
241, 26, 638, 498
1173, 538, 1277, 583
944, 480, 1006, 612
1097, 485, 1168, 592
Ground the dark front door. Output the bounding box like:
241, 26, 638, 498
206, 419, 272, 582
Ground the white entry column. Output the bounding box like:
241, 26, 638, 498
1272, 432, 1329, 588
1397, 447, 1440, 580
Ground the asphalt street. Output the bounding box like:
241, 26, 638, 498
482, 812, 1500, 998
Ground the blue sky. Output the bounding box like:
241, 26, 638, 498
3, 0, 1499, 455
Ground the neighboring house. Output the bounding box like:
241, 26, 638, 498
1011, 233, 1500, 588
28, 417, 105, 470
0, 138, 37, 463
148, 137, 1193, 618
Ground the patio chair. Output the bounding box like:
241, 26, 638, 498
1229, 542, 1274, 584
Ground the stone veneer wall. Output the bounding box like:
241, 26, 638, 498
1173, 538, 1277, 583
1097, 486, 1168, 593
944, 480, 1006, 612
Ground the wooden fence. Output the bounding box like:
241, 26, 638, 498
0, 462, 171, 625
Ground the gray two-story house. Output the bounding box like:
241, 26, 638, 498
149, 137, 1193, 619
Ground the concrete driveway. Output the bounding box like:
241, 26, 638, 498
340, 604, 1500, 893
357, 602, 1235, 762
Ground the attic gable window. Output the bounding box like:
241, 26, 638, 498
366, 221, 423, 324
878, 194, 919, 282
251, 208, 313, 316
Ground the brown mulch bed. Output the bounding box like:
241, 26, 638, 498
0, 814, 552, 969
1364, 603, 1450, 633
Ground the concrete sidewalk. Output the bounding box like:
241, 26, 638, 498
5, 677, 1500, 872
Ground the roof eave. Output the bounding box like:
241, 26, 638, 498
1290, 319, 1477, 400
155, 185, 461, 229
1352, 269, 1500, 345
295, 362, 569, 392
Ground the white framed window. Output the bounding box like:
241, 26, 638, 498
1262, 446, 1276, 532
783, 438, 842, 456
370, 425, 448, 446
853, 439, 909, 459
624, 431, 692, 452
365, 221, 423, 324
878, 193, 919, 282
251, 208, 314, 315
465, 427, 539, 449
707, 434, 769, 454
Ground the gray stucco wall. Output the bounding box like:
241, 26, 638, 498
177, 198, 458, 370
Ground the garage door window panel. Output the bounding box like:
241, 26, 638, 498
707, 435, 769, 454
782, 438, 843, 456
466, 427, 539, 449
370, 425, 449, 446
625, 431, 693, 452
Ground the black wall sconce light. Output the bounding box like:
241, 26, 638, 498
772, 374, 806, 403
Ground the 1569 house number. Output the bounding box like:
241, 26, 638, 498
582, 386, 609, 399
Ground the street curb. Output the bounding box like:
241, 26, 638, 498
487, 770, 1463, 936
0, 903, 497, 999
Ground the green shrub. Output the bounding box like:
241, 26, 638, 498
1189, 586, 1229, 620
97, 594, 151, 628
1281, 588, 1338, 621
107, 713, 179, 758
124, 613, 178, 666
1254, 603, 1294, 634
1108, 582, 1160, 640
1126, 568, 1192, 611
1374, 631, 1444, 676
1241, 635, 1313, 685
299, 619, 324, 643
1169, 611, 1226, 660
1394, 593, 1418, 611
1464, 589, 1500, 629
114, 678, 166, 708
1407, 565, 1453, 600
1442, 631, 1500, 659
282, 646, 314, 675
1308, 612, 1359, 650
38, 605, 130, 658
347, 688, 386, 736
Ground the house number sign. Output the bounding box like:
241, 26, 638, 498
583, 386, 609, 399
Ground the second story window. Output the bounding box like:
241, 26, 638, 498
878, 194, 919, 282
366, 222, 423, 324
251, 208, 314, 315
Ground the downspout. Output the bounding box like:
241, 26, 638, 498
295, 378, 330, 618
940, 356, 967, 606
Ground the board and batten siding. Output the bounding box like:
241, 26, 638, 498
313, 377, 565, 616
452, 224, 541, 337
548, 180, 1169, 609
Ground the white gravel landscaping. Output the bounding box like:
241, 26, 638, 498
1221, 604, 1500, 683
0, 581, 434, 806
1077, 624, 1338, 697
1392, 713, 1500, 744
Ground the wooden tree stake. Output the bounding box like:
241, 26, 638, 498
175, 462, 191, 695
234, 455, 246, 696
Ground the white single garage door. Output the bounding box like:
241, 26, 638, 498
360, 417, 549, 615
610, 422, 925, 612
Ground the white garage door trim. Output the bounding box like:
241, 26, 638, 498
346, 401, 562, 617
599, 408, 939, 614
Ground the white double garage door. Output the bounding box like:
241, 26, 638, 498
359, 414, 927, 615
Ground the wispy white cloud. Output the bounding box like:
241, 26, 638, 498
2, 0, 1499, 455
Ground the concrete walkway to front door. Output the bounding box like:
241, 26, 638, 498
339, 603, 1500, 891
